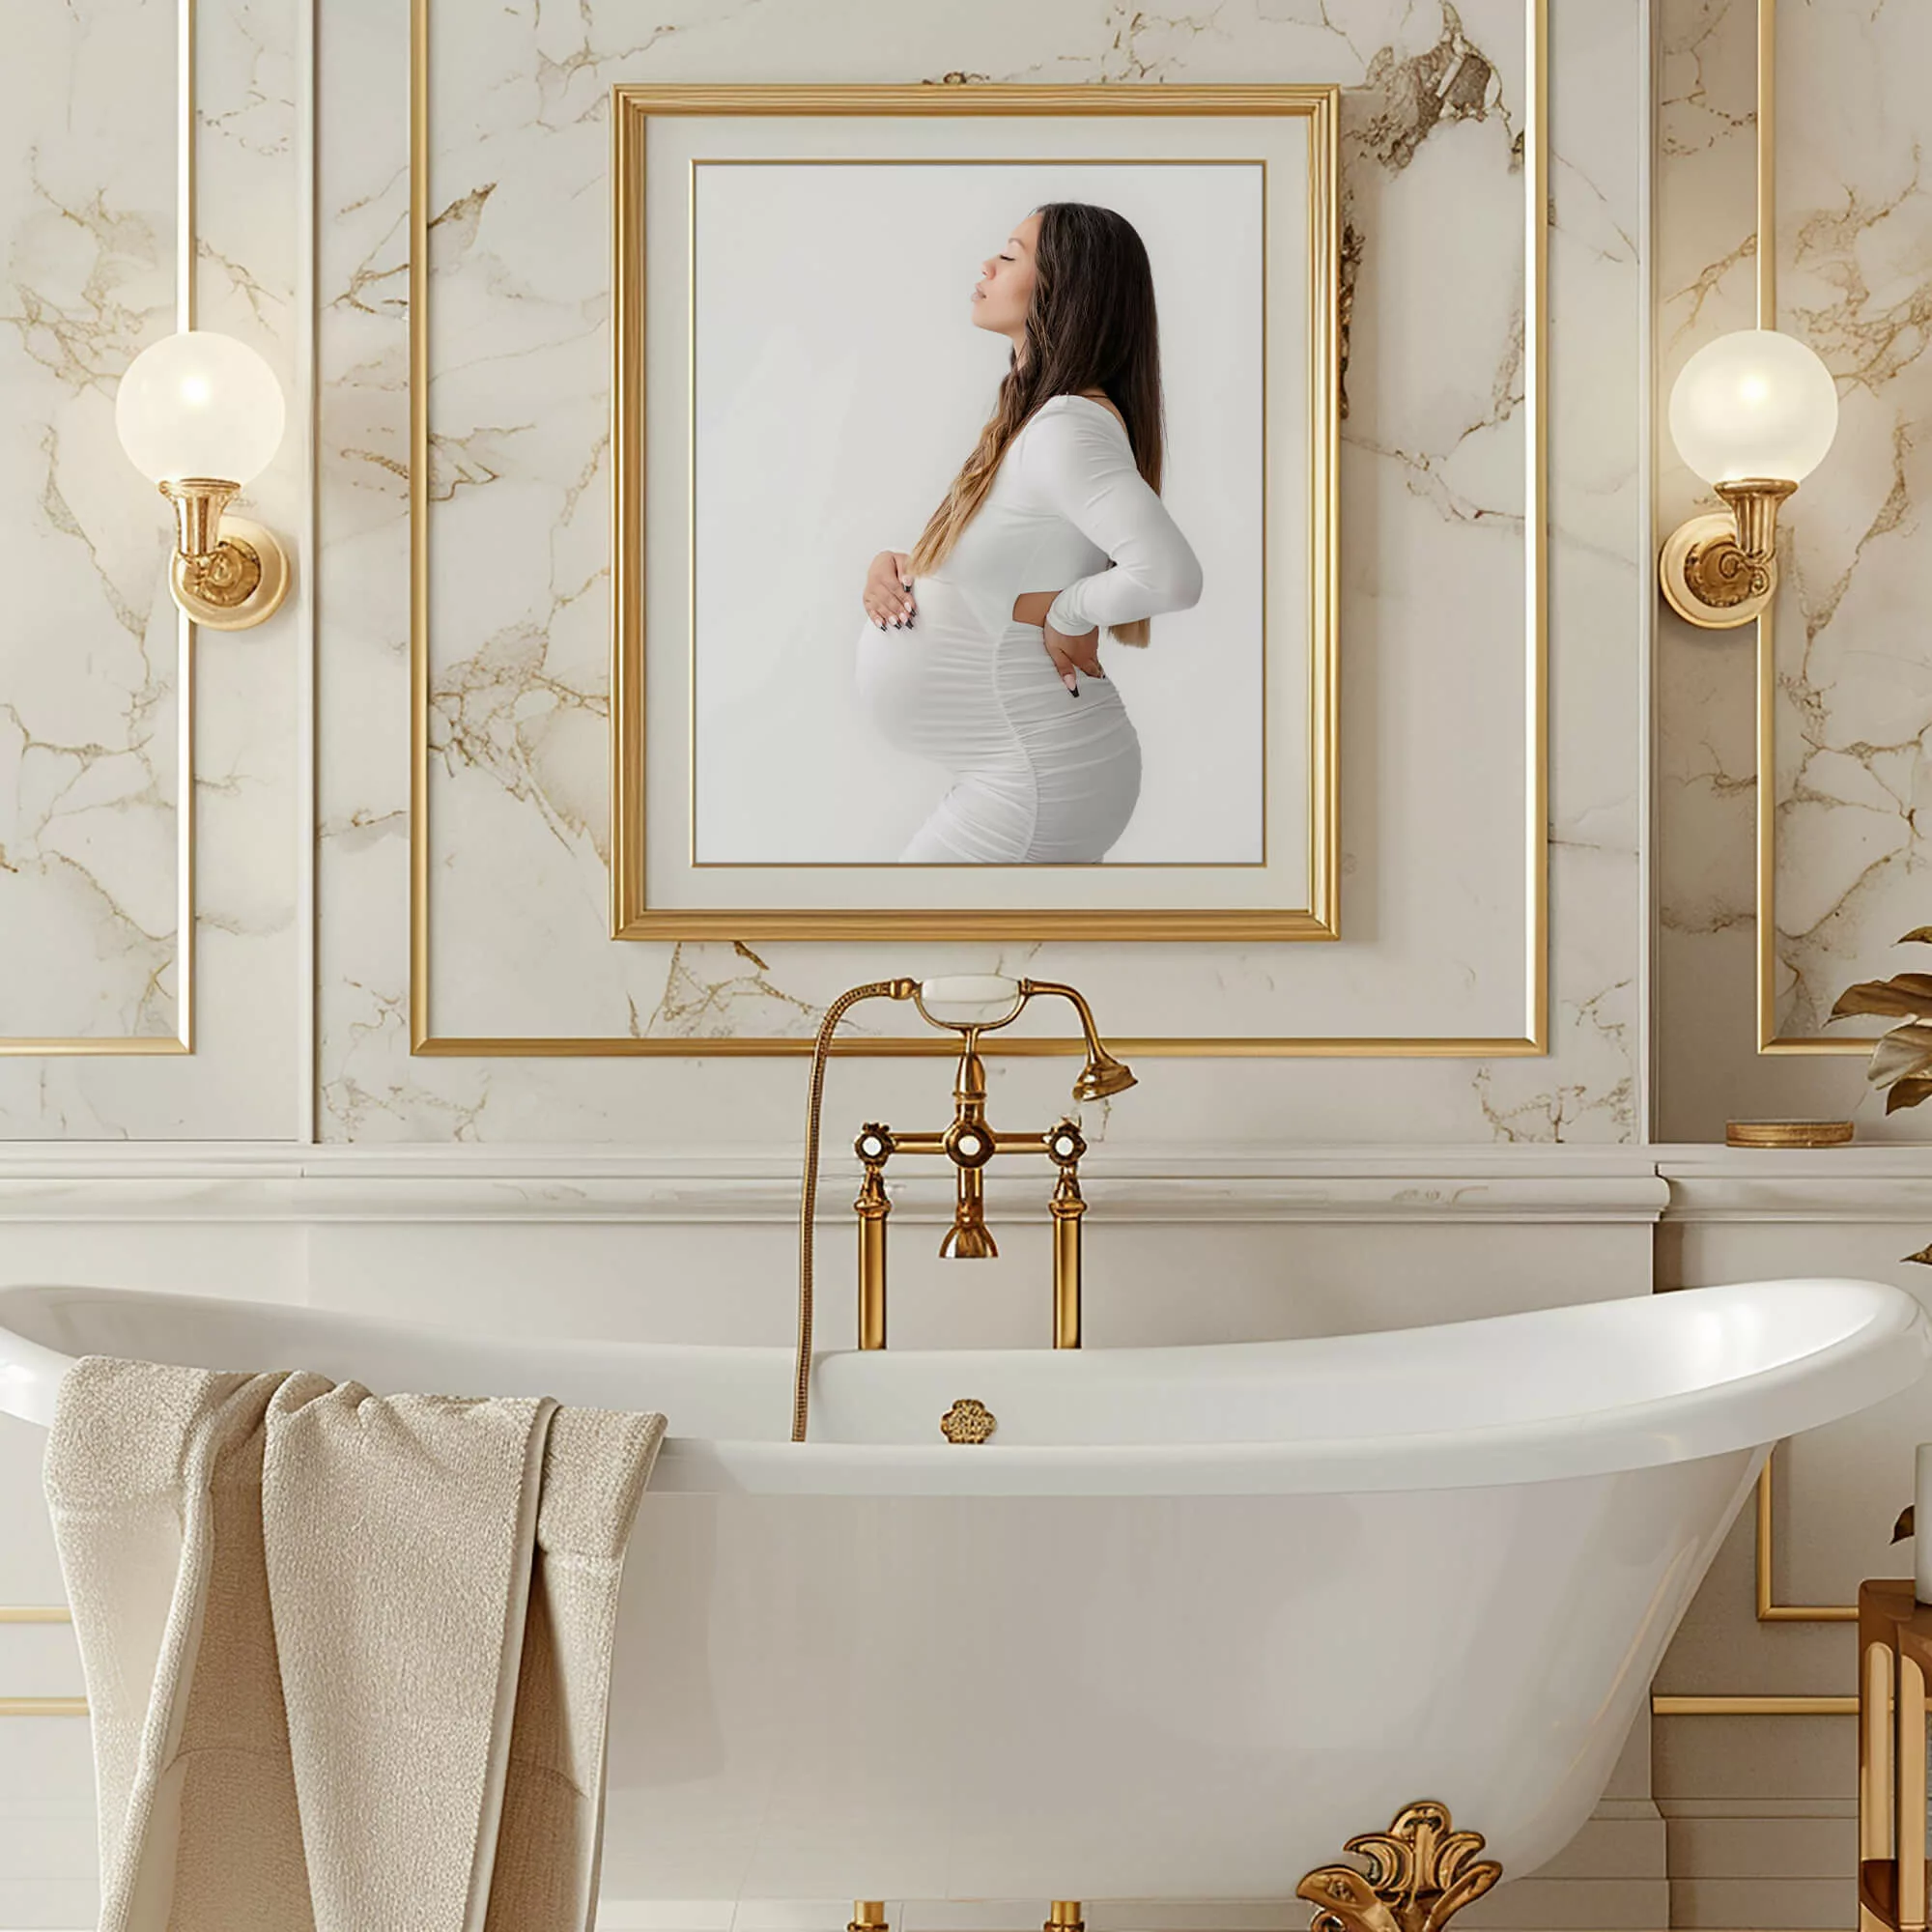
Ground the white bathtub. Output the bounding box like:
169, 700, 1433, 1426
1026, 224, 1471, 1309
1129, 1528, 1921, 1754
0, 1276, 1922, 1907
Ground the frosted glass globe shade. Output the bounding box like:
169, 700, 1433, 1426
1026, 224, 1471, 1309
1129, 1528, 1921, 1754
115, 331, 286, 486
1667, 328, 1839, 485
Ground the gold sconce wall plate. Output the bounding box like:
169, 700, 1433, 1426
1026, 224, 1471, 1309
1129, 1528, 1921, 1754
1658, 478, 1798, 632
168, 512, 290, 631
1660, 509, 1765, 628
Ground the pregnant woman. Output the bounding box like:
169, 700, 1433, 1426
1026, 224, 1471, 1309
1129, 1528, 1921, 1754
858, 201, 1203, 865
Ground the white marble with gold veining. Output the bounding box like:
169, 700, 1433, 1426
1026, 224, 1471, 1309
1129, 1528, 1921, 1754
315, 0, 1646, 1145
1652, 0, 1932, 1140
1771, 0, 1932, 1064
0, 0, 181, 1051
0, 0, 307, 1138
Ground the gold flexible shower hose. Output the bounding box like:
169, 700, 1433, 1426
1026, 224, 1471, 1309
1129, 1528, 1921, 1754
793, 980, 911, 1442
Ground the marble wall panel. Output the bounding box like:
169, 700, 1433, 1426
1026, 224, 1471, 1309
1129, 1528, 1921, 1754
1, 0, 181, 1049
0, 0, 308, 1139
1653, 0, 1932, 1139
1771, 0, 1932, 1056
318, 0, 1646, 1146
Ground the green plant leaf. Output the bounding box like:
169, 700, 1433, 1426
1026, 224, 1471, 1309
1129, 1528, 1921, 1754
1885, 1076, 1932, 1115
1832, 975, 1932, 1021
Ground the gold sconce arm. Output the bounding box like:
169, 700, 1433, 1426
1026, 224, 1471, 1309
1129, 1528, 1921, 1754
1658, 476, 1798, 631
156, 477, 290, 632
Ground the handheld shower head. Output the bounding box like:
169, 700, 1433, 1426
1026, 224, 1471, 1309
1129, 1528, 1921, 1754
1019, 980, 1137, 1104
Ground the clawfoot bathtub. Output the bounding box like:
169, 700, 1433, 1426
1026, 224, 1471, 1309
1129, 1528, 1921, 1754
0, 1276, 1922, 1907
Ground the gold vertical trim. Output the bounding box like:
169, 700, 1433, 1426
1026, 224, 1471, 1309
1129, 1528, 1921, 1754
0, 0, 197, 1056
1900, 1651, 1927, 1931
409, 0, 431, 1052
414, 3, 1548, 1055
178, 0, 197, 1056
1307, 86, 1341, 943
1523, 0, 1549, 1052
1863, 1638, 1895, 1861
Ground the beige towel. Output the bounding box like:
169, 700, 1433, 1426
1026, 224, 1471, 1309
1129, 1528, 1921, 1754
44, 1355, 665, 1932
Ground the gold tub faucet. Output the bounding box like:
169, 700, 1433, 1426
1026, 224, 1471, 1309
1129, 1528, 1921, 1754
790, 976, 1135, 1442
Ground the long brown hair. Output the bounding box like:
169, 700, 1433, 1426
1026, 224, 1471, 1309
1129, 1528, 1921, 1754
908, 201, 1167, 646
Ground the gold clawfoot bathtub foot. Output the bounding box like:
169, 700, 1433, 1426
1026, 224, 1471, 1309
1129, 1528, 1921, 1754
1044, 1905, 1085, 1932
849, 1904, 889, 1932
1297, 1801, 1502, 1932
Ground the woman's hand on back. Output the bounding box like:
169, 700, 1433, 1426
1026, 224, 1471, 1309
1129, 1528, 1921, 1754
864, 552, 917, 630
1012, 589, 1104, 694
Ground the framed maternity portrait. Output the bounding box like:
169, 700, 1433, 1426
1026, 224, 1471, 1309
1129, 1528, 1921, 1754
611, 84, 1338, 941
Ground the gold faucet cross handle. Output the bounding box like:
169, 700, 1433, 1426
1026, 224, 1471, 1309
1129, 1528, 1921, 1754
944, 1119, 995, 1166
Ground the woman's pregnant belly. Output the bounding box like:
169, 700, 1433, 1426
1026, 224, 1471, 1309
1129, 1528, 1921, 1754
854, 576, 1142, 864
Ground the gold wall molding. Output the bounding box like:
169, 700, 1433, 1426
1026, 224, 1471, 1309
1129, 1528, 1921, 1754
1643, 1443, 1857, 1722
0, 1606, 77, 1721
1755, 1449, 1857, 1622
0, 0, 198, 1059
407, 0, 1550, 1058
1747, 0, 1862, 1057
1652, 1694, 1857, 1717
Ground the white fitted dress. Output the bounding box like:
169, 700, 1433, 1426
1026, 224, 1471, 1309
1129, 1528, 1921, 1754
857, 393, 1203, 865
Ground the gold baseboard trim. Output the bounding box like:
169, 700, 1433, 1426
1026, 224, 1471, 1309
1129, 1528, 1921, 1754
0, 1697, 87, 1718
0, 1606, 71, 1624
1653, 1693, 1858, 1716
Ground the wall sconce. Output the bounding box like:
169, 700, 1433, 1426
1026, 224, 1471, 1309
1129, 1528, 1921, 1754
1660, 327, 1839, 631
115, 330, 290, 631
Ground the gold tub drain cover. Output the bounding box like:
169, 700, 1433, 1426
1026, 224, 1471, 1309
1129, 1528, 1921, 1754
940, 1399, 997, 1444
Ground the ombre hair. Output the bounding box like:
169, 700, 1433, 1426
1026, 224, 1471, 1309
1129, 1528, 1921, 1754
907, 201, 1167, 646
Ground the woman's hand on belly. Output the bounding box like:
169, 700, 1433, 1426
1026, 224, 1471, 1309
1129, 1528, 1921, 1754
863, 550, 917, 630
1012, 588, 1103, 694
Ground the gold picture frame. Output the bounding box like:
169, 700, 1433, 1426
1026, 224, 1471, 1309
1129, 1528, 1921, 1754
407, 1, 1549, 1057
611, 82, 1339, 944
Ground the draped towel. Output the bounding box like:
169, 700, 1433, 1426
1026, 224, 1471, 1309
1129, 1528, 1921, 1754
43, 1354, 664, 1932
